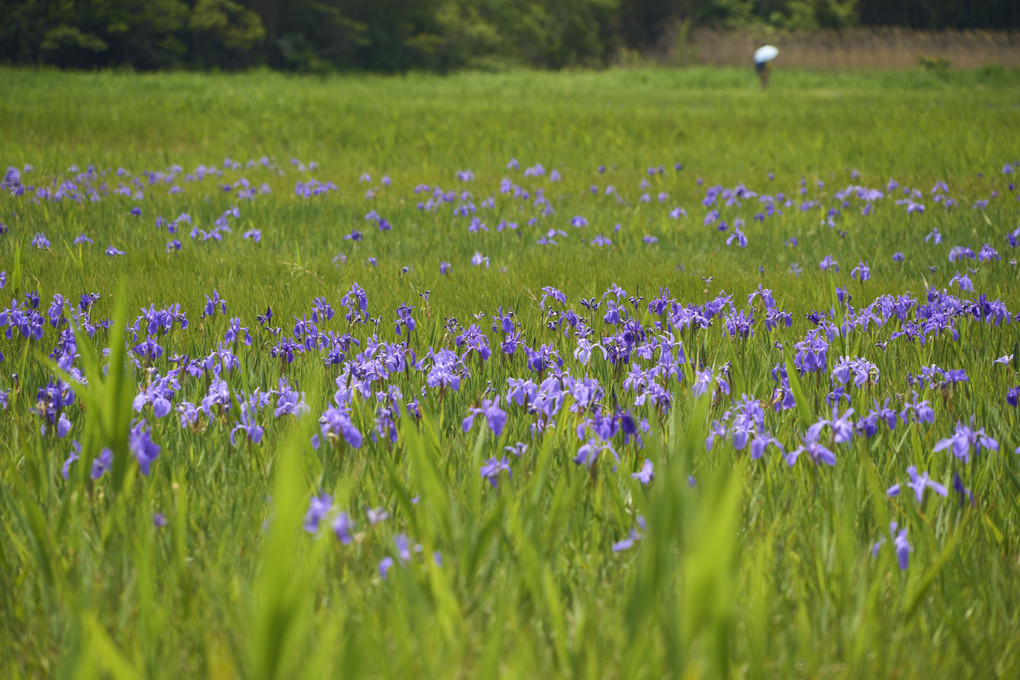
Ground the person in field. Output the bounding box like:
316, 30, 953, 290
754, 45, 778, 90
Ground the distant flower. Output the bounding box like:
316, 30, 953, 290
202, 289, 227, 317
463, 397, 507, 436
480, 456, 512, 487
130, 207, 141, 216
949, 271, 974, 292
505, 442, 527, 457
332, 512, 353, 544
631, 459, 653, 484
892, 251, 904, 262
31, 232, 50, 249
73, 233, 93, 245
367, 507, 389, 525
934, 419, 998, 463
129, 420, 160, 475
303, 492, 333, 533
612, 516, 645, 552
154, 513, 168, 528
62, 441, 81, 480
439, 261, 451, 274
785, 426, 836, 467
873, 521, 912, 570
612, 529, 641, 552
243, 229, 261, 242
90, 449, 113, 480
952, 472, 974, 507
230, 405, 264, 445
887, 465, 948, 504
819, 255, 838, 272
105, 245, 125, 256
851, 260, 870, 282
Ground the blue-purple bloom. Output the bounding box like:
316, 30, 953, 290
303, 492, 333, 533
887, 465, 948, 504
480, 456, 512, 487
462, 397, 507, 436
631, 459, 653, 484
874, 521, 912, 570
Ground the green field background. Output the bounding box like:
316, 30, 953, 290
1, 66, 1019, 679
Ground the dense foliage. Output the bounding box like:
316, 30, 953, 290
1, 0, 1018, 72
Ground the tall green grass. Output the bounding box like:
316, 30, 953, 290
1, 66, 1019, 678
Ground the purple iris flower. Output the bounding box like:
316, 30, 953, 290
573, 438, 617, 467
230, 405, 264, 445
367, 507, 389, 525
332, 512, 353, 544
303, 492, 333, 532
129, 420, 161, 475
318, 406, 363, 448
631, 459, 654, 484
874, 521, 912, 570
90, 449, 113, 480
887, 466, 948, 503
480, 456, 512, 487
934, 419, 998, 463
785, 427, 836, 467
202, 290, 227, 317
462, 396, 507, 437
612, 516, 645, 552
952, 472, 974, 507
612, 529, 642, 552
949, 272, 974, 292
62, 440, 81, 479
851, 260, 870, 282
750, 433, 782, 459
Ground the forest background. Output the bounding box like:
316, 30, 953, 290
2, 0, 1018, 74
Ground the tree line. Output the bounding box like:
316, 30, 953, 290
1, 0, 1017, 72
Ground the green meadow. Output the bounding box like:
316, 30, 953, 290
1, 66, 1019, 678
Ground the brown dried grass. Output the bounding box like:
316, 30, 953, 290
661, 27, 1020, 69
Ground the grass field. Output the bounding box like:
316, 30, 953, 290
1, 66, 1020, 679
